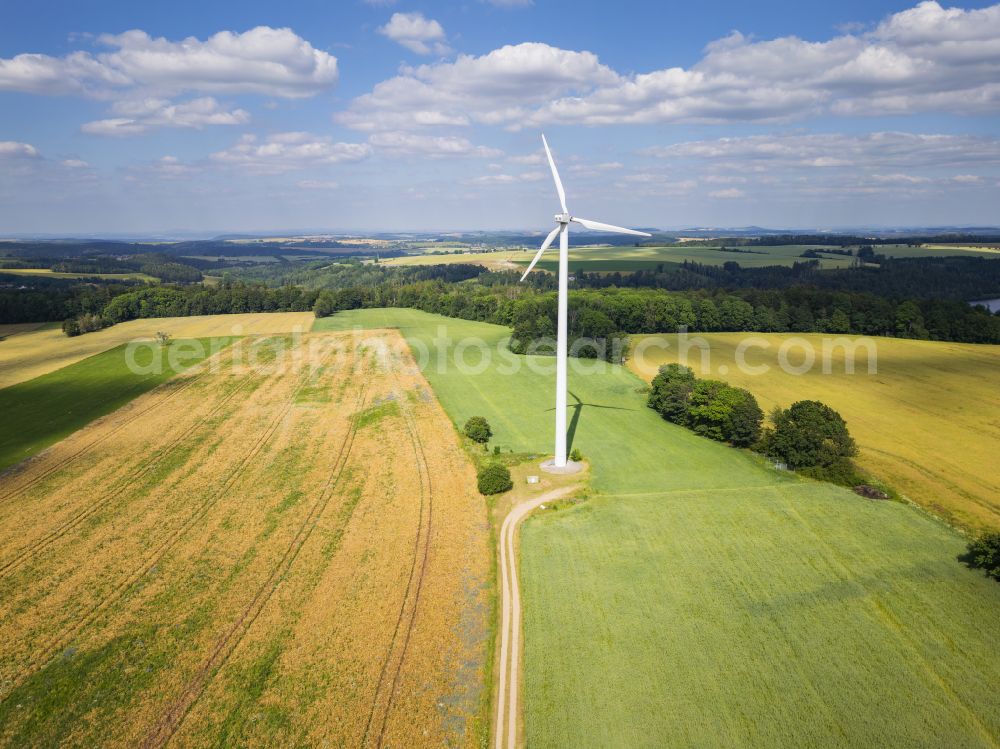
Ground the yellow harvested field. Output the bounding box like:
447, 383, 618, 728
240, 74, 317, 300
0, 330, 488, 747
0, 268, 157, 281
384, 250, 529, 271
629, 333, 1000, 532
0, 312, 315, 388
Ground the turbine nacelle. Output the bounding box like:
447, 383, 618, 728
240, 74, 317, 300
519, 137, 651, 284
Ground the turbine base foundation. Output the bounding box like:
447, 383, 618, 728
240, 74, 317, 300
540, 459, 584, 475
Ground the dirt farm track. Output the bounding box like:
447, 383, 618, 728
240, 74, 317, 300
0, 331, 488, 748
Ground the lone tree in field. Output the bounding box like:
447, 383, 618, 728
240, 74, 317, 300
477, 463, 513, 495
761, 400, 856, 470
155, 331, 171, 345
961, 533, 1000, 581
464, 416, 493, 444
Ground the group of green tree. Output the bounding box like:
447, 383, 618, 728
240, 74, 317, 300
647, 364, 764, 447
647, 364, 861, 486
0, 275, 134, 324
576, 254, 1000, 302
33, 267, 998, 344
48, 282, 321, 335
312, 275, 1000, 345
2, 239, 1000, 345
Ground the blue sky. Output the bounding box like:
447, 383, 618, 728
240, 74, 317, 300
1, 0, 999, 234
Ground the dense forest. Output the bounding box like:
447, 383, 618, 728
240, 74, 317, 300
311, 278, 1000, 345
574, 255, 1000, 300
2, 239, 999, 345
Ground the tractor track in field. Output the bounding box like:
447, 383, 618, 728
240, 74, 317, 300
0, 365, 265, 581
361, 371, 434, 749
139, 377, 370, 749
0, 367, 211, 506
0, 345, 336, 704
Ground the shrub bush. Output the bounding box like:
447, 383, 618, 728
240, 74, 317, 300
799, 457, 865, 487
464, 416, 492, 444
62, 313, 108, 337
477, 463, 513, 495
569, 447, 582, 462
854, 485, 889, 500
961, 533, 1000, 580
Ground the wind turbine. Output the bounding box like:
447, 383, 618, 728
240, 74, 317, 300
522, 135, 651, 469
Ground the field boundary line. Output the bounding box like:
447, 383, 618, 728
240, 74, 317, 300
361, 349, 434, 749
0, 363, 266, 580
139, 371, 370, 749
0, 371, 207, 503
0, 338, 338, 703
0, 338, 246, 505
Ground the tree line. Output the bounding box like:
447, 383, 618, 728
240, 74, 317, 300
313, 279, 1000, 344
647, 364, 864, 488
2, 255, 999, 345
573, 255, 1000, 301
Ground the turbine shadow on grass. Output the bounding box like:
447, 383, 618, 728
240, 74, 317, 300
546, 390, 635, 453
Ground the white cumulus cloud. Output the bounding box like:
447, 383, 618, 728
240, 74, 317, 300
339, 2, 1000, 131
336, 42, 617, 131
0, 27, 338, 99
378, 12, 449, 56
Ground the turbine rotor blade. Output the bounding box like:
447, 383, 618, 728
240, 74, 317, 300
519, 225, 561, 281
571, 216, 651, 237
542, 134, 568, 214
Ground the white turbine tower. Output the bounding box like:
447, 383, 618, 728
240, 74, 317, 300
522, 135, 651, 469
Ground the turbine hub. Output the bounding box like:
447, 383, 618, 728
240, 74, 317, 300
555, 213, 571, 224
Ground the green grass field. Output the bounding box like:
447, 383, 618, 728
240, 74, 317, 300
315, 308, 1000, 747
0, 337, 232, 473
